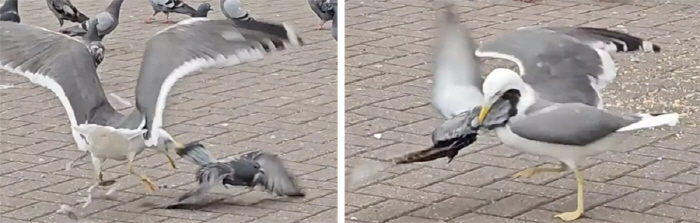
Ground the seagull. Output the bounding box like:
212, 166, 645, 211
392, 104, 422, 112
0, 0, 19, 23
308, 0, 334, 30
145, 142, 304, 209
46, 0, 89, 30
392, 5, 662, 165
221, 0, 254, 22
477, 68, 678, 221
1, 18, 303, 195
145, 0, 213, 24
59, 0, 125, 41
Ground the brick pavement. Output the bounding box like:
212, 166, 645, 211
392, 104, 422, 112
0, 0, 337, 222
345, 0, 699, 222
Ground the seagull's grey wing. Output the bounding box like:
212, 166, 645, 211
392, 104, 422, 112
135, 18, 303, 146
536, 26, 660, 53
0, 22, 113, 150
431, 5, 483, 119
509, 103, 638, 146
476, 28, 606, 107
243, 151, 304, 197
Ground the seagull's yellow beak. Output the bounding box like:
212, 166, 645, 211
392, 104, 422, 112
478, 105, 491, 124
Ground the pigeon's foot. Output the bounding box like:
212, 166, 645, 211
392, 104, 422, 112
144, 17, 155, 24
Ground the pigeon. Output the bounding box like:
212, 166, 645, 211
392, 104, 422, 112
0, 0, 19, 23
329, 0, 337, 40
82, 18, 105, 67
46, 0, 89, 29
147, 142, 305, 209
145, 0, 213, 23
221, 0, 254, 21
308, 0, 334, 30
59, 0, 125, 41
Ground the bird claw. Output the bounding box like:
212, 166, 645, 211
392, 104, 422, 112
554, 210, 583, 221
143, 17, 154, 24
512, 168, 536, 178
141, 178, 158, 191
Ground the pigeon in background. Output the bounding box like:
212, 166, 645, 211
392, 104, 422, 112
0, 0, 20, 23
60, 0, 125, 41
329, 0, 337, 40
145, 0, 213, 23
308, 0, 334, 30
46, 0, 89, 30
221, 0, 254, 21
148, 142, 304, 209
82, 18, 105, 67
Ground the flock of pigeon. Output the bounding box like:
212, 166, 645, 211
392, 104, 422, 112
388, 4, 679, 222
0, 0, 334, 218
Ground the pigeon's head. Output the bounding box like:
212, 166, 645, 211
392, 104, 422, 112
193, 3, 213, 17
87, 42, 105, 67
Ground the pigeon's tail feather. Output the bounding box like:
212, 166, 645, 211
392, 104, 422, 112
577, 27, 660, 52
391, 135, 476, 165
176, 142, 217, 166
76, 11, 89, 22
59, 25, 87, 37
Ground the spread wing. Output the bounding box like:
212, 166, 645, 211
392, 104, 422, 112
0, 22, 114, 150
134, 18, 303, 146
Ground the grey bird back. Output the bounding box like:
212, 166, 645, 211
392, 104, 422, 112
478, 29, 602, 107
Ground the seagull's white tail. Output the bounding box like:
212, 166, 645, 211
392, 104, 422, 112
617, 113, 679, 132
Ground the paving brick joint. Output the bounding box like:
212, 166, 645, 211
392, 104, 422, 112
0, 0, 337, 222
345, 0, 699, 223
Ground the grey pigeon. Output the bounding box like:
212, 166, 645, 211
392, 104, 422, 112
145, 0, 212, 23
329, 0, 337, 40
308, 0, 334, 30
82, 18, 105, 67
0, 0, 19, 23
46, 0, 89, 29
60, 0, 125, 41
147, 142, 304, 209
221, 0, 254, 21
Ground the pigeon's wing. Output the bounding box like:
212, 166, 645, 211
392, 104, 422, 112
431, 5, 483, 119
307, 0, 333, 21
243, 151, 304, 197
0, 22, 113, 150
134, 18, 303, 146
94, 11, 114, 35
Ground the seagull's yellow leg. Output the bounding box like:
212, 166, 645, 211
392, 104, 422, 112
127, 154, 157, 191
165, 154, 177, 169
555, 170, 584, 221
513, 163, 568, 178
